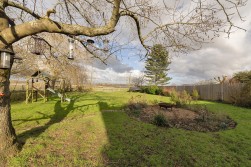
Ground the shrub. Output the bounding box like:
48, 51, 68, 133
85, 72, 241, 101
127, 95, 147, 110
153, 114, 168, 127
180, 90, 192, 105
155, 87, 163, 95
236, 83, 251, 107
192, 88, 199, 100
140, 85, 162, 95
170, 89, 179, 105
140, 86, 147, 93
170, 89, 192, 107
219, 122, 228, 130
162, 87, 173, 96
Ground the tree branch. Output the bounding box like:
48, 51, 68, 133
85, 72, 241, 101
6, 1, 41, 19
0, 0, 121, 46
120, 10, 150, 53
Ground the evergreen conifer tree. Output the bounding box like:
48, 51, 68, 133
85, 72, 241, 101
145, 44, 171, 85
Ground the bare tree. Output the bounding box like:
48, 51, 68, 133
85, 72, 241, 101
132, 74, 145, 87
11, 33, 89, 90
0, 0, 246, 155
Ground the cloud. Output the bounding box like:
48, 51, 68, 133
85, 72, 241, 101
169, 23, 251, 85
92, 54, 133, 73
164, 0, 251, 85
86, 66, 143, 84
90, 21, 251, 85
88, 0, 251, 85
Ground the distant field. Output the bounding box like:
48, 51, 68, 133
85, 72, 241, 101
5, 91, 251, 166
93, 86, 128, 92
9, 81, 130, 92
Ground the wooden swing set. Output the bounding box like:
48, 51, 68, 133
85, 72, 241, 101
26, 71, 50, 103
26, 71, 69, 103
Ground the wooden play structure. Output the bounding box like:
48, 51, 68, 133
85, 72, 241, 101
26, 71, 70, 104
26, 71, 50, 103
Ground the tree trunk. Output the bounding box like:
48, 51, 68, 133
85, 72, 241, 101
0, 4, 19, 157
0, 68, 19, 155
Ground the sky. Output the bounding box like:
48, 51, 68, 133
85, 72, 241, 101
88, 0, 251, 85
16, 0, 250, 86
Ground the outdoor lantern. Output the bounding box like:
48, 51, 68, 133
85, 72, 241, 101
68, 38, 75, 60
27, 36, 46, 55
0, 49, 13, 69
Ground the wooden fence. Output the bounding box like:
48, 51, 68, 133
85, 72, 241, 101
163, 83, 245, 103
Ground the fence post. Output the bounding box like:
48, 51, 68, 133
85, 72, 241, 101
214, 76, 227, 101
26, 80, 29, 104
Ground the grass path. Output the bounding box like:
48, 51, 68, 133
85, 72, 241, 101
7, 91, 251, 166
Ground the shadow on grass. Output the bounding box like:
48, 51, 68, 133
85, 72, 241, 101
97, 101, 165, 166
98, 101, 123, 111
98, 101, 250, 167
17, 95, 93, 149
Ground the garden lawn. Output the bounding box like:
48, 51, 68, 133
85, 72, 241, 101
5, 91, 251, 166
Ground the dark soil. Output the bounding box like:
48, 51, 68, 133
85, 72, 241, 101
126, 105, 236, 132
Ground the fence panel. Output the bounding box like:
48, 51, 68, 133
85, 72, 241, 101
163, 83, 245, 103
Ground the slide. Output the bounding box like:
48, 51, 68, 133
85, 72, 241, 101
47, 88, 71, 102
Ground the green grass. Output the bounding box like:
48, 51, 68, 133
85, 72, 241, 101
6, 91, 251, 166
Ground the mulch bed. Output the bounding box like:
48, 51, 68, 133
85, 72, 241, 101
127, 105, 236, 132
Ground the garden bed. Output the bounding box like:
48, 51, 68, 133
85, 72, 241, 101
126, 105, 237, 132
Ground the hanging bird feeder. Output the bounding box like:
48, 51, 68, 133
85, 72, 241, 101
68, 38, 75, 60
0, 49, 14, 69
27, 36, 46, 55
87, 39, 95, 44
79, 35, 94, 45
68, 37, 95, 60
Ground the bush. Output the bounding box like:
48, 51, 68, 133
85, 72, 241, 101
155, 87, 163, 95
236, 83, 251, 107
153, 114, 168, 127
162, 87, 173, 96
170, 89, 179, 104
140, 85, 162, 95
140, 86, 146, 93
192, 89, 199, 100
127, 95, 147, 110
180, 90, 192, 105
170, 89, 192, 107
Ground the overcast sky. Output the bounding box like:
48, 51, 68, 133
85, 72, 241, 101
88, 1, 251, 85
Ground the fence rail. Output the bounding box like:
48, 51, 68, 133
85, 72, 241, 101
163, 83, 245, 103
